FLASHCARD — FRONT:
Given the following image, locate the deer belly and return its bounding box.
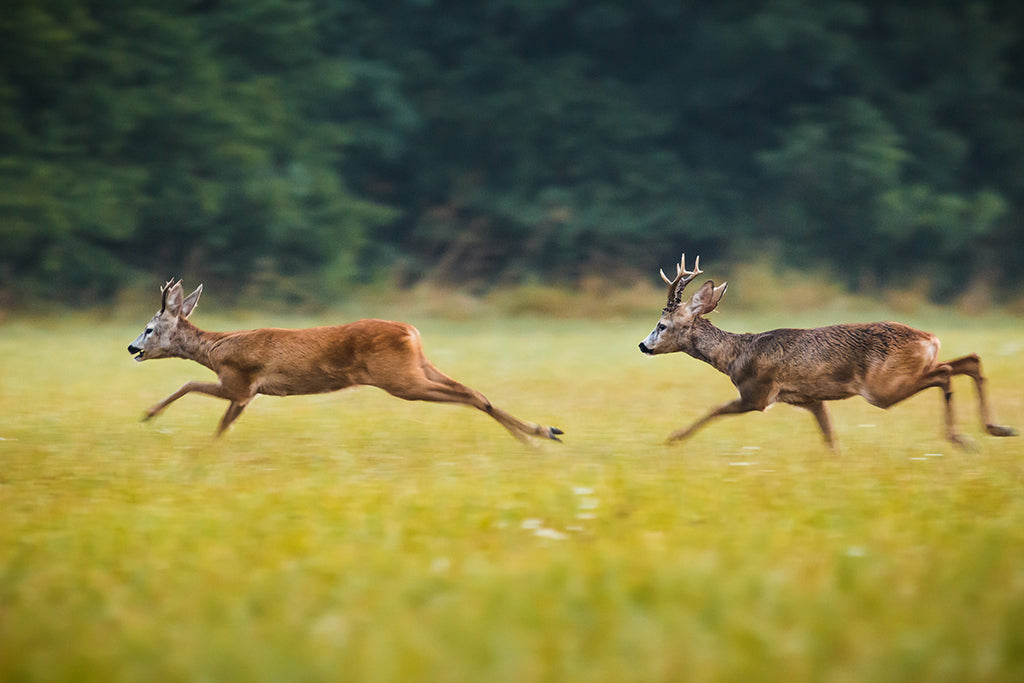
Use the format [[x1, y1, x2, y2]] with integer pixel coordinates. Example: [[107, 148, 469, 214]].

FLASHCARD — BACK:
[[777, 382, 858, 404], [256, 372, 354, 396]]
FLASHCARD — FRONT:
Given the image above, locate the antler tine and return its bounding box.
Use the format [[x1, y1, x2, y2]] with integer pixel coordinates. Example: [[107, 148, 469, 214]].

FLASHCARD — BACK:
[[661, 253, 682, 304], [661, 252, 705, 307], [658, 252, 683, 284], [684, 254, 702, 282]]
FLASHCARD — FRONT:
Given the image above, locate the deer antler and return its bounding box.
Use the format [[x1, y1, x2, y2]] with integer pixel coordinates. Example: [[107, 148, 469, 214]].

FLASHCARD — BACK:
[[660, 253, 703, 307]]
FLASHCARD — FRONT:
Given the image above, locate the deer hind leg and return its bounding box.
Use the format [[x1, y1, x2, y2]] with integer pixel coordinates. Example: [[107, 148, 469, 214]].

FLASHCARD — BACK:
[[379, 361, 562, 443], [896, 364, 973, 448], [861, 357, 973, 447], [943, 354, 1017, 437], [905, 365, 975, 448]]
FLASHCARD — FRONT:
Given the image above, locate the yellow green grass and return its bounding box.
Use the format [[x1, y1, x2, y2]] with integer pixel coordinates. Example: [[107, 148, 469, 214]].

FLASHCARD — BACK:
[[1, 309, 1023, 681]]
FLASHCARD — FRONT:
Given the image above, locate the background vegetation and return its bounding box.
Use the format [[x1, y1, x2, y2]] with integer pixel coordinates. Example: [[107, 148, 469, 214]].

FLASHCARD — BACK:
[[2, 0, 1024, 306], [2, 312, 1023, 681]]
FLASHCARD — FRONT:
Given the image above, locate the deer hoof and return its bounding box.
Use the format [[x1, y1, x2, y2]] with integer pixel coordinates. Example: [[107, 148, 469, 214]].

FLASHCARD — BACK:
[[949, 434, 977, 451], [548, 427, 564, 442], [986, 424, 1018, 437]]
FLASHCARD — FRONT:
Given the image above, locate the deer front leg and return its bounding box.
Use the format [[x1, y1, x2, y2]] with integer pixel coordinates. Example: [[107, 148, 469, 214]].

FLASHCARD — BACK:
[[143, 378, 252, 423], [143, 381, 235, 420], [216, 401, 248, 436], [798, 401, 838, 453], [666, 397, 760, 444]]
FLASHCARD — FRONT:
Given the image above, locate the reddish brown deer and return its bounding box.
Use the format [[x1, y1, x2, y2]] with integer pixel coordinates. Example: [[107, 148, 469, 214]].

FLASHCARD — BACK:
[[128, 280, 563, 442], [638, 253, 1016, 450]]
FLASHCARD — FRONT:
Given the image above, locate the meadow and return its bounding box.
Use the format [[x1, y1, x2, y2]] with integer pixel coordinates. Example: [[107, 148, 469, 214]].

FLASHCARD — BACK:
[[1, 303, 1023, 682]]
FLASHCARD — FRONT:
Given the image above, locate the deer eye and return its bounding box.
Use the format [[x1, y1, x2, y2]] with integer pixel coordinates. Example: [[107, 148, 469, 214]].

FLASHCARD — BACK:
[[145, 327, 154, 335], [657, 323, 667, 332]]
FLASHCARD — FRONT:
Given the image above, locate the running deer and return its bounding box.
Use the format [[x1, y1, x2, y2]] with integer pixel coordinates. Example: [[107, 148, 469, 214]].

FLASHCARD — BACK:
[[128, 280, 563, 442], [638, 253, 1016, 450]]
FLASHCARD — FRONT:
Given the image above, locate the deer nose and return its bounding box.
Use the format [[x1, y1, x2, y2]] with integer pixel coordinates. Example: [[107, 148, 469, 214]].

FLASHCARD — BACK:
[[639, 342, 651, 354], [128, 344, 140, 354]]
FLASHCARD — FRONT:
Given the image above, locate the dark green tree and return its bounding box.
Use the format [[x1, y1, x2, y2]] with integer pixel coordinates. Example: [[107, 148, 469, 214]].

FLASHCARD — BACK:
[[2, 0, 1023, 304]]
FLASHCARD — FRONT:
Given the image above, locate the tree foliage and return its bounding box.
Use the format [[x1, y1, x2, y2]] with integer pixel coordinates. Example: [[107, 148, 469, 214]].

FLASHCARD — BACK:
[[2, 0, 1023, 303]]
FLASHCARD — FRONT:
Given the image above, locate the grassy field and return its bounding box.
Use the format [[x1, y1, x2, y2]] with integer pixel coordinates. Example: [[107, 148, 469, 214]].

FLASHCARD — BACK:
[[1, 307, 1023, 681]]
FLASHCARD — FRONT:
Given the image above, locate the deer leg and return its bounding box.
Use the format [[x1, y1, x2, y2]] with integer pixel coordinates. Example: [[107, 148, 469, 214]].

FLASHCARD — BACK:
[[799, 401, 838, 452], [888, 365, 976, 449], [667, 398, 759, 444], [422, 363, 563, 442], [939, 381, 975, 450], [914, 364, 977, 449], [216, 401, 248, 436], [144, 381, 238, 420], [396, 380, 535, 443], [379, 363, 562, 443], [864, 362, 974, 448], [943, 354, 1017, 437]]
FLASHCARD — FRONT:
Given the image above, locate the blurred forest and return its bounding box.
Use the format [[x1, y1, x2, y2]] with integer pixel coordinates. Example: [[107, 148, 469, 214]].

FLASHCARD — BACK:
[[2, 0, 1023, 306]]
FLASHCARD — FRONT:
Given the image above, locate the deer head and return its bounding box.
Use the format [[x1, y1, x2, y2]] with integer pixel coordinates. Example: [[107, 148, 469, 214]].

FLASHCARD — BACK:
[[639, 253, 728, 355], [128, 279, 203, 361]]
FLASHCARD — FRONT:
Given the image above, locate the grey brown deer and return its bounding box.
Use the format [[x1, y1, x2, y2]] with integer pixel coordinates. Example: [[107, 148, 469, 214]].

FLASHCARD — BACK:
[[128, 279, 563, 442], [639, 253, 1016, 450]]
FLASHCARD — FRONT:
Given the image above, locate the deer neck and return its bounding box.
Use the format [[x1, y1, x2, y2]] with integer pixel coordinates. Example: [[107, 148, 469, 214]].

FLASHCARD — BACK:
[[169, 318, 223, 371], [684, 317, 745, 375]]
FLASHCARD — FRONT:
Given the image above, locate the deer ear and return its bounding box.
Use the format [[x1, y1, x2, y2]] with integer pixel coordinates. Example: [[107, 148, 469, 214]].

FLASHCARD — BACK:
[[159, 278, 175, 313], [180, 284, 202, 319], [163, 282, 185, 317], [687, 280, 727, 316], [708, 281, 728, 312]]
